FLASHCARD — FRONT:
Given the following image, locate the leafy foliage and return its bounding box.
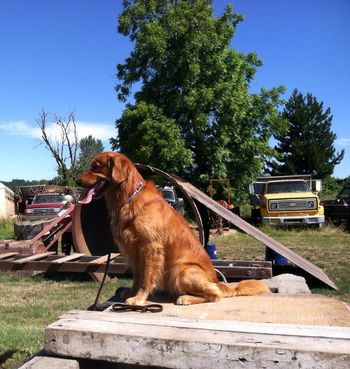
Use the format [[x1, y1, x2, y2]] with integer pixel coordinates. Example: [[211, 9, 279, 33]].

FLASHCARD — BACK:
[[114, 102, 192, 172], [320, 176, 344, 200], [112, 0, 287, 202], [0, 218, 15, 239], [77, 135, 104, 175], [268, 89, 344, 179], [0, 179, 49, 193]]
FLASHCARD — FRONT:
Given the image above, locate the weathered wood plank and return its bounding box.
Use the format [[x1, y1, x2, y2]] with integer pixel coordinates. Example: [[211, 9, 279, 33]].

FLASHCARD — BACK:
[[0, 259, 128, 274], [59, 310, 350, 340], [88, 253, 120, 264], [213, 260, 271, 267], [0, 254, 270, 279], [12, 252, 56, 264], [17, 355, 79, 369], [0, 252, 18, 259], [45, 310, 350, 369], [51, 253, 86, 263]]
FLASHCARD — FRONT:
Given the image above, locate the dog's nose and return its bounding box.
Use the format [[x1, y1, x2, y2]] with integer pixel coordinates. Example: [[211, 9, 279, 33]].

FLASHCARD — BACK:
[[75, 177, 82, 187]]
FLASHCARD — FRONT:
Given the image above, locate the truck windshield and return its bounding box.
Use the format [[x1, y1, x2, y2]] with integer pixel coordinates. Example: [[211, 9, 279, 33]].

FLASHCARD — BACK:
[[33, 194, 65, 204], [162, 190, 175, 201], [266, 181, 309, 194]]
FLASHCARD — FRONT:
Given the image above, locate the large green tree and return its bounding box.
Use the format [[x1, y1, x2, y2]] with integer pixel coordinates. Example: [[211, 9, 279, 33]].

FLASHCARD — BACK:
[[111, 0, 287, 201], [268, 89, 344, 178]]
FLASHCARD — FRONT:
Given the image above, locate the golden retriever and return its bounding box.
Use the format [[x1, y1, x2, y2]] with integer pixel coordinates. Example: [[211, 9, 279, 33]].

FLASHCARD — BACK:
[[79, 152, 269, 305]]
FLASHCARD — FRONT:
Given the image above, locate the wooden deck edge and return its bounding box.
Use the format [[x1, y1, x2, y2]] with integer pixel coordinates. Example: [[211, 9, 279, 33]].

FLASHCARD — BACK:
[[17, 355, 79, 369], [44, 310, 350, 369]]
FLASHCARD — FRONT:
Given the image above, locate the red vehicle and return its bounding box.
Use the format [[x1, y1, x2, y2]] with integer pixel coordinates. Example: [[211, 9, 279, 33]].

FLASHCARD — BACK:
[[24, 192, 74, 220]]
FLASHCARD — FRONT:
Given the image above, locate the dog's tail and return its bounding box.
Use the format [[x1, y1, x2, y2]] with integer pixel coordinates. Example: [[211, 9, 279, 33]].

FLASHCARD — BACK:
[[218, 279, 270, 297]]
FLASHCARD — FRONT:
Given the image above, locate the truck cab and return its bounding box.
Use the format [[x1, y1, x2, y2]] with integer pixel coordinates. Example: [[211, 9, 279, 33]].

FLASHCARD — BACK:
[[162, 186, 184, 213], [249, 175, 324, 227], [323, 185, 350, 222], [24, 192, 74, 220]]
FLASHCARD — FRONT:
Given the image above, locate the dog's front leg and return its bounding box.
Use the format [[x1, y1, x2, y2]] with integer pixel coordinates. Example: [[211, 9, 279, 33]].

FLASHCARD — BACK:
[[125, 243, 162, 306]]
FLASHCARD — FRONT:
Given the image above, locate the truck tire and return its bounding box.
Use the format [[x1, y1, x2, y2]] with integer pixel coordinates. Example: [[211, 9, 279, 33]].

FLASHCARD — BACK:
[[251, 209, 261, 225]]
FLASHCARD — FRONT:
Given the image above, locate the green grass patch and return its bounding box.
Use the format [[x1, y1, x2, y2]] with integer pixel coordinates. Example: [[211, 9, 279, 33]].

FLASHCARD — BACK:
[[0, 218, 14, 239], [0, 273, 132, 369]]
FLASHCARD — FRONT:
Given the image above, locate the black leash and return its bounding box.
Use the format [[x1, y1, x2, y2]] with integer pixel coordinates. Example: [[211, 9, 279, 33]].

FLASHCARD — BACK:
[[88, 253, 163, 313], [88, 252, 112, 311], [111, 302, 163, 313]]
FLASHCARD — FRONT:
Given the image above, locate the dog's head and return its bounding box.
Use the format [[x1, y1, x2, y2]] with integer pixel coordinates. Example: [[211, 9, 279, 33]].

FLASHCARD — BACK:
[[78, 152, 137, 204]]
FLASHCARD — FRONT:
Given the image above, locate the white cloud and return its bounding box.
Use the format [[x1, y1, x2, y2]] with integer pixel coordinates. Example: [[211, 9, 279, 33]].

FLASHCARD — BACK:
[[76, 121, 114, 141], [0, 120, 35, 136], [336, 138, 350, 147], [0, 120, 114, 142]]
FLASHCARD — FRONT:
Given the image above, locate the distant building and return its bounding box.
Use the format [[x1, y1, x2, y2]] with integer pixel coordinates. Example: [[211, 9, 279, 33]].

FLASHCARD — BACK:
[[0, 183, 15, 218]]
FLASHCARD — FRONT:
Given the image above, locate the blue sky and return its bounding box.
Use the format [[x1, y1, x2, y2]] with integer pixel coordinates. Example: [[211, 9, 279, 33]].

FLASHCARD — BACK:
[[0, 0, 349, 181]]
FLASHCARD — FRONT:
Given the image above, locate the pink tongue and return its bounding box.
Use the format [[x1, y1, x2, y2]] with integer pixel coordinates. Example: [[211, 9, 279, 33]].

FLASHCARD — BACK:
[[78, 186, 96, 205]]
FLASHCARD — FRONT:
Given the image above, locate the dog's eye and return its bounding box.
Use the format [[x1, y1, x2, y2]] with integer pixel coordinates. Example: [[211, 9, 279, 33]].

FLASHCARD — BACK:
[[90, 162, 100, 171]]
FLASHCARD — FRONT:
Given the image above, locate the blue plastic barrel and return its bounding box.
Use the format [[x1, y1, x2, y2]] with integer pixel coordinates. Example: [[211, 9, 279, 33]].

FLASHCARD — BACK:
[[205, 242, 218, 260], [265, 248, 288, 266]]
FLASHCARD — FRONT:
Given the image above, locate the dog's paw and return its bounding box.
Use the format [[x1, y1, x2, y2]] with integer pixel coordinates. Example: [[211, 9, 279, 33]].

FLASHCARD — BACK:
[[175, 295, 192, 305], [126, 296, 146, 306]]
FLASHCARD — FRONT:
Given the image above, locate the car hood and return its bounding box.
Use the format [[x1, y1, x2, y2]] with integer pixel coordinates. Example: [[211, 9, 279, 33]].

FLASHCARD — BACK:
[[264, 192, 316, 200], [26, 202, 66, 209]]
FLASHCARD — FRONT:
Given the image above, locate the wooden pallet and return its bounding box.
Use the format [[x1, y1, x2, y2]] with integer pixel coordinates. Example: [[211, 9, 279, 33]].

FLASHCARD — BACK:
[[18, 295, 350, 369], [0, 252, 272, 280], [42, 306, 350, 369]]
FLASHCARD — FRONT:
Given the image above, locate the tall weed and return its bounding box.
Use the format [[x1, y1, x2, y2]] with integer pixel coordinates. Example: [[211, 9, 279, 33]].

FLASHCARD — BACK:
[[0, 218, 14, 239]]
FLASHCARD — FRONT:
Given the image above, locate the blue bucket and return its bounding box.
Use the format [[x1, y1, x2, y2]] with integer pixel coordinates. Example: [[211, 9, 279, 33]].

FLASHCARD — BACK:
[[205, 242, 218, 260], [265, 248, 288, 266]]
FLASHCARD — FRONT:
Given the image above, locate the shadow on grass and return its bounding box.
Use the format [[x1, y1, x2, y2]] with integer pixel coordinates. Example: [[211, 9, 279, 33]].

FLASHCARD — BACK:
[[32, 271, 94, 283], [0, 350, 17, 366]]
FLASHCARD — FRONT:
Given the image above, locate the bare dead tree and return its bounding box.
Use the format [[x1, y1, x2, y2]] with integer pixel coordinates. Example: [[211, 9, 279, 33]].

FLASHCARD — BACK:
[[37, 109, 79, 185]]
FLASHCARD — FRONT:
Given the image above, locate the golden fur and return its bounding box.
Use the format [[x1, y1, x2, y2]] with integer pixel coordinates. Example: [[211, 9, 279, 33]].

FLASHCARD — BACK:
[[79, 152, 269, 305]]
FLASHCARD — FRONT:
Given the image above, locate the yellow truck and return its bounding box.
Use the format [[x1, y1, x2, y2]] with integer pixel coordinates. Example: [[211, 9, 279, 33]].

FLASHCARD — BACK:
[[249, 175, 324, 227]]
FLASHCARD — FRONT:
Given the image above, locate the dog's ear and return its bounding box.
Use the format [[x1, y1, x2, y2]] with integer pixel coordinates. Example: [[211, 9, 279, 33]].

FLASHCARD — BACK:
[[108, 155, 130, 184]]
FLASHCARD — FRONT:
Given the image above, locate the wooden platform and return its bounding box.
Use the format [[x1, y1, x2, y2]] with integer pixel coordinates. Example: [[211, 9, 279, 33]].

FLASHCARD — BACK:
[[126, 294, 350, 326], [42, 295, 350, 369], [0, 252, 272, 281]]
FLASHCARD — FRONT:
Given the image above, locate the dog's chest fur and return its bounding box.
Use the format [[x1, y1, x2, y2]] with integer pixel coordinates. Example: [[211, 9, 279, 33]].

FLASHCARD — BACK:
[[106, 194, 167, 281]]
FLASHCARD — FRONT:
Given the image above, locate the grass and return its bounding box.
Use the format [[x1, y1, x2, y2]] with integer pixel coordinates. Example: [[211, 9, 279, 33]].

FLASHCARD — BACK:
[[0, 218, 349, 368], [0, 218, 15, 240], [0, 272, 132, 369]]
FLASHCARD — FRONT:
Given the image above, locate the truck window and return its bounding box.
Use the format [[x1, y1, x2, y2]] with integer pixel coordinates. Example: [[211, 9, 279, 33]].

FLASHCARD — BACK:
[[266, 181, 309, 194], [162, 189, 176, 202], [32, 194, 66, 204]]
